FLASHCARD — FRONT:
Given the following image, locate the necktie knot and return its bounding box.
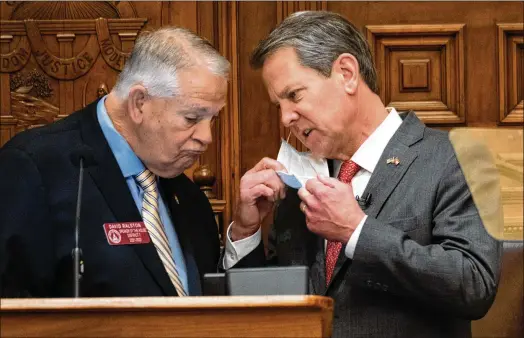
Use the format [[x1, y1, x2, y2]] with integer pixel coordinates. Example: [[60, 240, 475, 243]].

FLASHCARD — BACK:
[[135, 169, 157, 194], [337, 160, 360, 184]]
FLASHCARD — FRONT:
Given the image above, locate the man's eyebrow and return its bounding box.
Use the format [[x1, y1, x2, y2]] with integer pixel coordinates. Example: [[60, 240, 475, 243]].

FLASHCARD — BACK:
[[269, 85, 305, 105], [269, 85, 292, 106], [178, 107, 212, 115], [276, 85, 305, 100], [276, 85, 293, 100]]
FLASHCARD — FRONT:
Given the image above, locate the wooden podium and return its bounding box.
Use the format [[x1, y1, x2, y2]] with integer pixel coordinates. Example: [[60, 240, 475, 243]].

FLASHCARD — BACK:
[[0, 295, 333, 337]]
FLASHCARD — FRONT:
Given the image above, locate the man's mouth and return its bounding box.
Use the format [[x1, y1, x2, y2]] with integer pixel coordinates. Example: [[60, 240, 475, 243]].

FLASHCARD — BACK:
[[184, 150, 205, 156], [303, 128, 313, 138]]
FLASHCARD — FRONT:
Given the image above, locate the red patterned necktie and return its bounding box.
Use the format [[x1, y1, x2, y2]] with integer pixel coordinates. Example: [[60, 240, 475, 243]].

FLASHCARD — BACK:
[[325, 160, 361, 286]]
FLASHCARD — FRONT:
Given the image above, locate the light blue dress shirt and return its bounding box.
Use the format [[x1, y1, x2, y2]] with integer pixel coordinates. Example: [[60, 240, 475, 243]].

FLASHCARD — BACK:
[[96, 97, 188, 293]]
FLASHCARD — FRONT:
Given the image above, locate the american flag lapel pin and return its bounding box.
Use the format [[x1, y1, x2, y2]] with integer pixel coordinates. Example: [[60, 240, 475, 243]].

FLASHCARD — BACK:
[[386, 157, 400, 166]]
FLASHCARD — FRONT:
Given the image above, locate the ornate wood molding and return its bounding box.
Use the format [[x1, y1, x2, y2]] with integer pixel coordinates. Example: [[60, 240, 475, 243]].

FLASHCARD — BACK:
[[366, 24, 466, 125], [0, 12, 147, 126], [0, 34, 29, 72], [0, 19, 147, 35], [9, 2, 121, 20], [193, 164, 227, 244], [0, 116, 16, 146], [210, 199, 227, 245], [25, 20, 99, 80], [95, 18, 132, 71], [497, 23, 523, 125]]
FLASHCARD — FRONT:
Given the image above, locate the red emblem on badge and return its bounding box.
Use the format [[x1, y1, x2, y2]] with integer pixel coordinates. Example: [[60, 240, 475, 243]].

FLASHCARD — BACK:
[[107, 229, 122, 244], [103, 222, 151, 245]]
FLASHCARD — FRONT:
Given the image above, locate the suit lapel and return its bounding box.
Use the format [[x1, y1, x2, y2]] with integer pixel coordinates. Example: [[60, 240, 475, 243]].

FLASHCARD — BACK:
[[80, 101, 177, 296], [361, 144, 418, 219], [361, 112, 423, 219], [325, 112, 424, 293], [160, 177, 202, 296]]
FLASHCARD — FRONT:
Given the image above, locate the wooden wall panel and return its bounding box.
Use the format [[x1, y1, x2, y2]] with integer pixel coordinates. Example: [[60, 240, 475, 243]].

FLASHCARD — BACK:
[[132, 1, 163, 29], [237, 1, 281, 175], [366, 24, 466, 124], [209, 1, 241, 237], [197, 2, 222, 203], [160, 1, 197, 31], [498, 23, 524, 124], [327, 1, 523, 127]]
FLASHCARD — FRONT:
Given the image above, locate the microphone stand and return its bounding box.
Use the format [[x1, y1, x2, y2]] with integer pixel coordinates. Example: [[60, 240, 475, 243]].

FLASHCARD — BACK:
[[72, 157, 85, 298]]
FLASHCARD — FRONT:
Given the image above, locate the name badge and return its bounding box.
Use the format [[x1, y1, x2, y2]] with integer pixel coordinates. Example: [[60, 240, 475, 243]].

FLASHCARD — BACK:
[[103, 222, 151, 246]]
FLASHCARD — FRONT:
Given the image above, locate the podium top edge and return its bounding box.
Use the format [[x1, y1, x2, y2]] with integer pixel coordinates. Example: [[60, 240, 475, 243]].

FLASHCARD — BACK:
[[0, 295, 333, 312]]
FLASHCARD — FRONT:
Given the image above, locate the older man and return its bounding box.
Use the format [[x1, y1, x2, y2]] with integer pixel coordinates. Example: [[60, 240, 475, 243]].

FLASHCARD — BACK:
[[226, 11, 501, 338], [0, 27, 229, 297]]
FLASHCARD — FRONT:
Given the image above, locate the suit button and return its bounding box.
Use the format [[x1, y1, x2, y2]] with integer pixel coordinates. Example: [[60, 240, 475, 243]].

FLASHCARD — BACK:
[[375, 282, 381, 290], [366, 280, 373, 288], [383, 285, 388, 292]]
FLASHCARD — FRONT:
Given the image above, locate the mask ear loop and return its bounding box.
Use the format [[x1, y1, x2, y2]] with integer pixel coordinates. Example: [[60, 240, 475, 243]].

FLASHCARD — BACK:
[[286, 131, 292, 144]]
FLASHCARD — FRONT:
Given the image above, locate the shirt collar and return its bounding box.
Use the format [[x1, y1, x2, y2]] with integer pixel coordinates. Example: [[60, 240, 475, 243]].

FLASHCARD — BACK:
[[334, 107, 403, 176], [96, 96, 145, 178]]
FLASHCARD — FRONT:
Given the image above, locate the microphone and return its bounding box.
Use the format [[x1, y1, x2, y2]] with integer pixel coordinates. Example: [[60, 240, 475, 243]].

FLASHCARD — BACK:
[[70, 146, 96, 168], [356, 193, 372, 209], [70, 146, 96, 298]]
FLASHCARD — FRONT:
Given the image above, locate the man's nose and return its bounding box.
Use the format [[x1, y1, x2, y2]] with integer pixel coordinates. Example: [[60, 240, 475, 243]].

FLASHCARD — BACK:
[[280, 104, 299, 127], [193, 120, 213, 146]]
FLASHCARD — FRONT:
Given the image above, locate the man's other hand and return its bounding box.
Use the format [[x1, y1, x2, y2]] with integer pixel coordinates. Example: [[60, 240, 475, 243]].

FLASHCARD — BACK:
[[231, 157, 287, 241], [298, 175, 365, 243]]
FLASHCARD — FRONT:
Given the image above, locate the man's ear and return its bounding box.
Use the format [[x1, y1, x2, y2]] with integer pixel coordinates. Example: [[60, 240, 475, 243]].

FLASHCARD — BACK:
[[332, 53, 359, 95], [127, 85, 148, 124]]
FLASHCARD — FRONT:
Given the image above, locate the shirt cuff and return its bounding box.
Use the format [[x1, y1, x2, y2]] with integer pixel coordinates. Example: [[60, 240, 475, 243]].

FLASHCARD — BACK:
[[344, 215, 368, 259], [223, 222, 261, 269]]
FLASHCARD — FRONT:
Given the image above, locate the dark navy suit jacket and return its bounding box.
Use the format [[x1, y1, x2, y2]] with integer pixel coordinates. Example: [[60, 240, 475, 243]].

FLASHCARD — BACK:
[[0, 100, 220, 297]]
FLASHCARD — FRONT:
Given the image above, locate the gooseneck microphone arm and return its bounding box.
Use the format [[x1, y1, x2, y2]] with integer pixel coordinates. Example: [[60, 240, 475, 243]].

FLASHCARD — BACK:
[[70, 146, 96, 298], [72, 157, 85, 298]]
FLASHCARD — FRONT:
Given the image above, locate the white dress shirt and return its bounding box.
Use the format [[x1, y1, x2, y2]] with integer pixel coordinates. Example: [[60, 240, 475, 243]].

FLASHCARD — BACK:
[[224, 108, 403, 269]]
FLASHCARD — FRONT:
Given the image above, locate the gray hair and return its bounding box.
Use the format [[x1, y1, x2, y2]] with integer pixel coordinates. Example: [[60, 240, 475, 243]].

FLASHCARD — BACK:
[[250, 11, 378, 94], [114, 27, 230, 99]]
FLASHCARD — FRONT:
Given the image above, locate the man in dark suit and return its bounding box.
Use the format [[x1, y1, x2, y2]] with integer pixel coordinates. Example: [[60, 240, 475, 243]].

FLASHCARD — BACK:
[[0, 27, 229, 297], [224, 11, 502, 338]]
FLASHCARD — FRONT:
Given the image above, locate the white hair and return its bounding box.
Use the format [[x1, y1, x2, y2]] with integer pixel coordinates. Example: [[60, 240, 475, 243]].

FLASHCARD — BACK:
[[113, 27, 230, 99]]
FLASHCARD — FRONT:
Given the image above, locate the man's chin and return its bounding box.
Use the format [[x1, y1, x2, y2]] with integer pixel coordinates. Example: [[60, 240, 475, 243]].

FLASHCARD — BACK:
[[152, 168, 182, 179], [308, 146, 329, 159], [151, 163, 192, 179], [169, 157, 200, 177], [308, 140, 338, 160]]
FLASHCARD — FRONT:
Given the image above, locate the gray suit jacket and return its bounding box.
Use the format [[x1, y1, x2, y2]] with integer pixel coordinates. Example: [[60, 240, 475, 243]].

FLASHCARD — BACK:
[[235, 112, 502, 338]]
